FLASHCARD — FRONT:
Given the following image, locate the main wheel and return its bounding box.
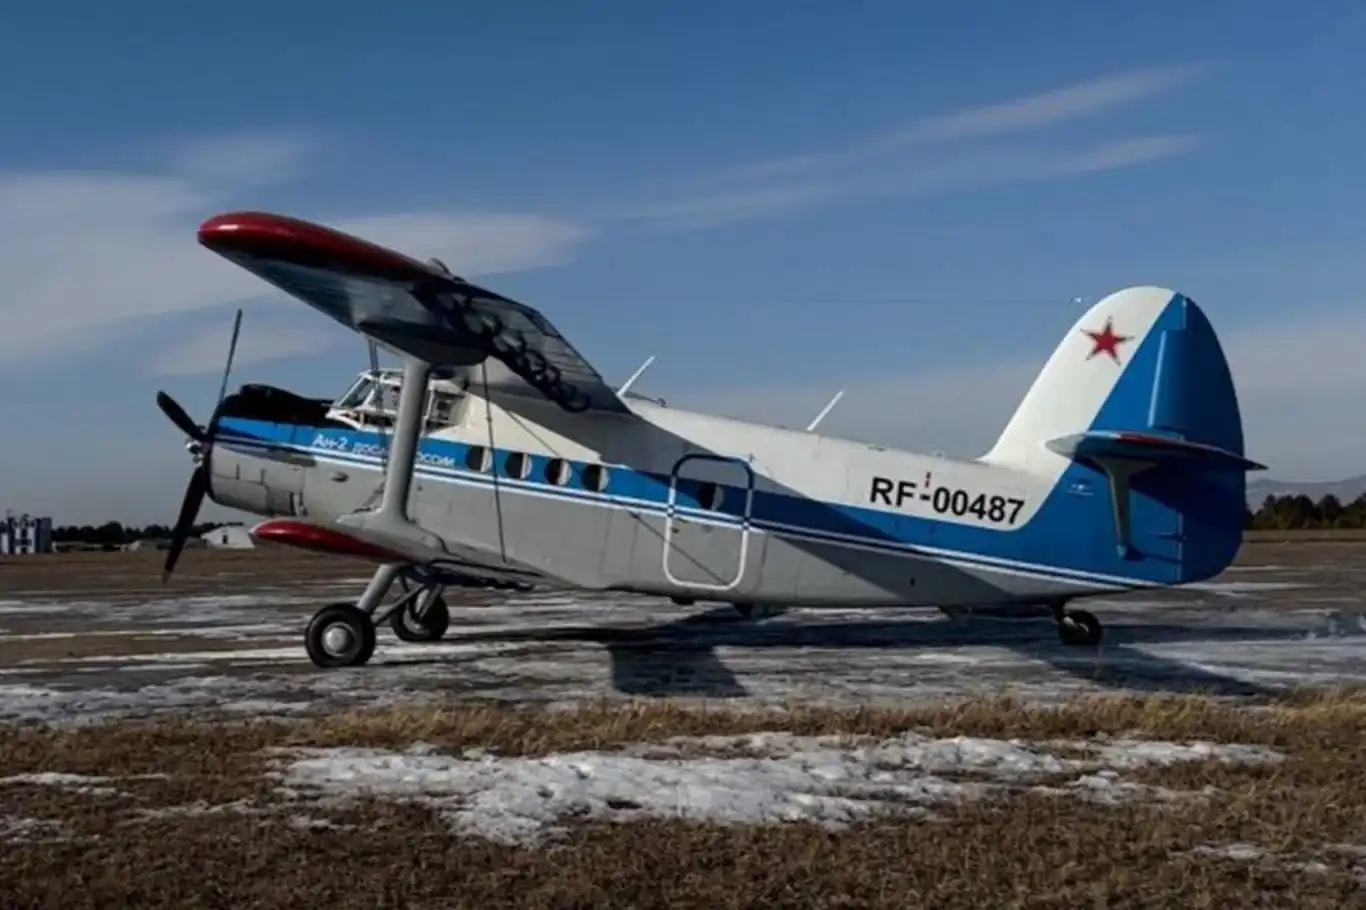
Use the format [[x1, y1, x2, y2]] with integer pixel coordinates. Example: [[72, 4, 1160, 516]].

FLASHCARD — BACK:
[[305, 603, 377, 668], [1057, 608, 1103, 647], [391, 595, 450, 642]]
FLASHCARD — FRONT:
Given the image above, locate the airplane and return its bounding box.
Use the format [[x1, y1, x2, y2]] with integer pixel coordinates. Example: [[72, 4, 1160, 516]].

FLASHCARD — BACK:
[[153, 211, 1266, 669]]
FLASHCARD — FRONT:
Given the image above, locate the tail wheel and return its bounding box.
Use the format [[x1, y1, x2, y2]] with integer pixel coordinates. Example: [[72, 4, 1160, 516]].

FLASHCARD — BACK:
[[1058, 608, 1103, 647], [391, 595, 450, 642]]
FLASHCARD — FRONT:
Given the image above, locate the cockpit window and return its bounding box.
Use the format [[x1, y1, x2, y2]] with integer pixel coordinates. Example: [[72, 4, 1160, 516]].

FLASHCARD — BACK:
[[330, 370, 466, 432], [336, 376, 373, 410]]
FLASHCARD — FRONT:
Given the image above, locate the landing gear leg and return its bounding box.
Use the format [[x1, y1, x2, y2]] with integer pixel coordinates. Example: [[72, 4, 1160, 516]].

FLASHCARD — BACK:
[[303, 563, 402, 668], [1050, 601, 1103, 647], [389, 576, 450, 643], [304, 355, 447, 670]]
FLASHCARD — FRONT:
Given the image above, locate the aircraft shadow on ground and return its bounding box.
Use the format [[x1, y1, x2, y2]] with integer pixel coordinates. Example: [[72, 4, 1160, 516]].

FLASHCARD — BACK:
[[389, 602, 1366, 700]]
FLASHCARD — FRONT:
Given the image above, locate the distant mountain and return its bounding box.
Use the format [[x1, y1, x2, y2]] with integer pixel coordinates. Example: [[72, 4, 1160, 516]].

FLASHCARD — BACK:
[[1245, 474, 1366, 506]]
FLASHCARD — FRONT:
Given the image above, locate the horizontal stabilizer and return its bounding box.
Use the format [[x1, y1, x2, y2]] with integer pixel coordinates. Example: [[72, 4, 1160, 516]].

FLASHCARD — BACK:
[[1046, 431, 1266, 472]]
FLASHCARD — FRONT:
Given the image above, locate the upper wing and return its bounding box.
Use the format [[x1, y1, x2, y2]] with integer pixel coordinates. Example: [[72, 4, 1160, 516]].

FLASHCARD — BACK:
[[198, 211, 632, 415]]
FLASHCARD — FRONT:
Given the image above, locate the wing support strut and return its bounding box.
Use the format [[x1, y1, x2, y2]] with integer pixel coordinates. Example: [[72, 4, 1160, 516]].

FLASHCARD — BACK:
[[805, 390, 845, 432], [336, 355, 448, 611]]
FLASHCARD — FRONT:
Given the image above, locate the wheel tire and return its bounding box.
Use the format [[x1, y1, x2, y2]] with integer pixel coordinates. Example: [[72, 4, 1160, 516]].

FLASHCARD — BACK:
[[1058, 608, 1103, 647], [391, 595, 450, 643], [305, 603, 377, 668]]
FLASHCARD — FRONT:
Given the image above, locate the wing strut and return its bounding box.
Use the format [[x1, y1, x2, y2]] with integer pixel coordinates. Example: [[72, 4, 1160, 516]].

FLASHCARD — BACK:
[[806, 390, 845, 432], [479, 360, 510, 564], [617, 355, 656, 396]]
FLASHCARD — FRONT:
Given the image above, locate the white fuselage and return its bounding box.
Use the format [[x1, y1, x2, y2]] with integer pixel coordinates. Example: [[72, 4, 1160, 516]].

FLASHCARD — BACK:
[[215, 389, 1131, 611]]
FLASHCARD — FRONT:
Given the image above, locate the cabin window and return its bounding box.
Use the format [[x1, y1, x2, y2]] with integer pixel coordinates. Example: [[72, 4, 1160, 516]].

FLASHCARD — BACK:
[[465, 446, 491, 473], [544, 458, 571, 486], [697, 481, 724, 511], [426, 390, 458, 426], [504, 452, 531, 480], [581, 464, 609, 493]]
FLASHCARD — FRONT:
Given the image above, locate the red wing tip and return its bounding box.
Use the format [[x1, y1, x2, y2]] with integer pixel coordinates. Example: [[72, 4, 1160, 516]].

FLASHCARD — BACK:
[[199, 210, 310, 242], [250, 519, 409, 563], [197, 210, 433, 276]]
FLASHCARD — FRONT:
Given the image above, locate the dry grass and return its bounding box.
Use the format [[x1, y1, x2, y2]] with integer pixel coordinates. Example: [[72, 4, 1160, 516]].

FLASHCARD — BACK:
[[4, 692, 1366, 909]]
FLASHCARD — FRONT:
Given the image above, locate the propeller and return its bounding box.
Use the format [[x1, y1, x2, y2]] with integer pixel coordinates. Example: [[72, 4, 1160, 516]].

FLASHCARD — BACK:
[[156, 308, 243, 583]]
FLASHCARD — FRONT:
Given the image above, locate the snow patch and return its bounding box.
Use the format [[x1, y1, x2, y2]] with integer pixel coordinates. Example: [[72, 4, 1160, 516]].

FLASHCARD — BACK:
[[0, 771, 121, 796], [271, 732, 1283, 846], [0, 815, 65, 843], [0, 601, 72, 616], [1188, 841, 1366, 881], [1186, 581, 1309, 596]]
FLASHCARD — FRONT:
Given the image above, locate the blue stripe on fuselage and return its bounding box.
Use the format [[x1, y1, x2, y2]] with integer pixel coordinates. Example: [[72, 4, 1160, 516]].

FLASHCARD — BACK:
[[216, 292, 1230, 589], [217, 422, 1139, 587]]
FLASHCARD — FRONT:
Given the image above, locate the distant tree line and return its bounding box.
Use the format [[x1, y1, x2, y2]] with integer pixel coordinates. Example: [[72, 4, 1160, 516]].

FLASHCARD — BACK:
[[50, 521, 241, 546], [1246, 493, 1366, 530]]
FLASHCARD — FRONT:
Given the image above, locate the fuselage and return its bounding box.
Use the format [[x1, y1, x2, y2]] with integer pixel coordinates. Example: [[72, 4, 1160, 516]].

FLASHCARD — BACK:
[[211, 388, 1157, 610]]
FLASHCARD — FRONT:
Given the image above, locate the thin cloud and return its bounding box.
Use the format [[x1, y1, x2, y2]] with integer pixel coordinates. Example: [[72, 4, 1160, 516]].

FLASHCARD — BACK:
[[705, 63, 1206, 184], [148, 320, 350, 377], [882, 64, 1205, 147], [611, 64, 1208, 230], [0, 134, 593, 365], [163, 131, 316, 188], [621, 135, 1201, 230]]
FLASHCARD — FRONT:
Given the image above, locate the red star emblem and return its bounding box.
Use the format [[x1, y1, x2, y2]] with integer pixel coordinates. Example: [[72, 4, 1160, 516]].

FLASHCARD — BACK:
[[1082, 317, 1131, 363]]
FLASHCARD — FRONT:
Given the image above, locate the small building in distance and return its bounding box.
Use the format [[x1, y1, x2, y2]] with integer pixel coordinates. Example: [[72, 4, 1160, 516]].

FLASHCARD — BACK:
[[201, 525, 255, 549], [0, 513, 54, 555]]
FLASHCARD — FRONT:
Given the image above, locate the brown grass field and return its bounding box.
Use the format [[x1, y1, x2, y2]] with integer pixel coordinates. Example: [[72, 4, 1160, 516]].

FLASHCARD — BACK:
[[2, 535, 1365, 908]]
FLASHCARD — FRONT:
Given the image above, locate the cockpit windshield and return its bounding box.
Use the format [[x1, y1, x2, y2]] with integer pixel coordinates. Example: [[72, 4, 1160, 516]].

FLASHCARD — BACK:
[[329, 370, 466, 432], [335, 376, 373, 410]]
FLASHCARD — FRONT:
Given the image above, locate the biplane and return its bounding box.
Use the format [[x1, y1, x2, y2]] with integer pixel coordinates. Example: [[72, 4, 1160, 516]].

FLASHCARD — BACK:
[[154, 211, 1265, 668]]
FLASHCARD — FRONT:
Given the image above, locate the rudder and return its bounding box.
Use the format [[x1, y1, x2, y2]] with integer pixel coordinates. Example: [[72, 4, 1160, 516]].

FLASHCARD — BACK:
[[984, 287, 1262, 584]]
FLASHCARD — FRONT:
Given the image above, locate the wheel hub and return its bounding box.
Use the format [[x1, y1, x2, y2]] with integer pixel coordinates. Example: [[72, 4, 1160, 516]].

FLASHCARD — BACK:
[[321, 623, 354, 655]]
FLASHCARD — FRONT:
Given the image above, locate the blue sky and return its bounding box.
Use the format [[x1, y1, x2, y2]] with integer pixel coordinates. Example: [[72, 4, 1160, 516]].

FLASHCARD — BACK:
[[1, 0, 1364, 524]]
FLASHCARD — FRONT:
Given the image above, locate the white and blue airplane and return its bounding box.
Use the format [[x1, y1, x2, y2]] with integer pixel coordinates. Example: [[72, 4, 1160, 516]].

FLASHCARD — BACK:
[[154, 211, 1266, 669]]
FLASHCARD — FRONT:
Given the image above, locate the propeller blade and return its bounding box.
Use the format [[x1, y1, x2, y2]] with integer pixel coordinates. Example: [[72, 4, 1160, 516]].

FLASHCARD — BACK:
[[162, 465, 209, 583], [204, 308, 244, 447], [156, 391, 206, 443], [215, 308, 243, 411]]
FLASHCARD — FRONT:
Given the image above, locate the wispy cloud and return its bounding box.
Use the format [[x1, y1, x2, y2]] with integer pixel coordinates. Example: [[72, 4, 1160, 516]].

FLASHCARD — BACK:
[[0, 132, 593, 364], [620, 135, 1201, 230], [148, 319, 351, 377], [613, 64, 1207, 230], [164, 131, 316, 187], [878, 64, 1205, 147]]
